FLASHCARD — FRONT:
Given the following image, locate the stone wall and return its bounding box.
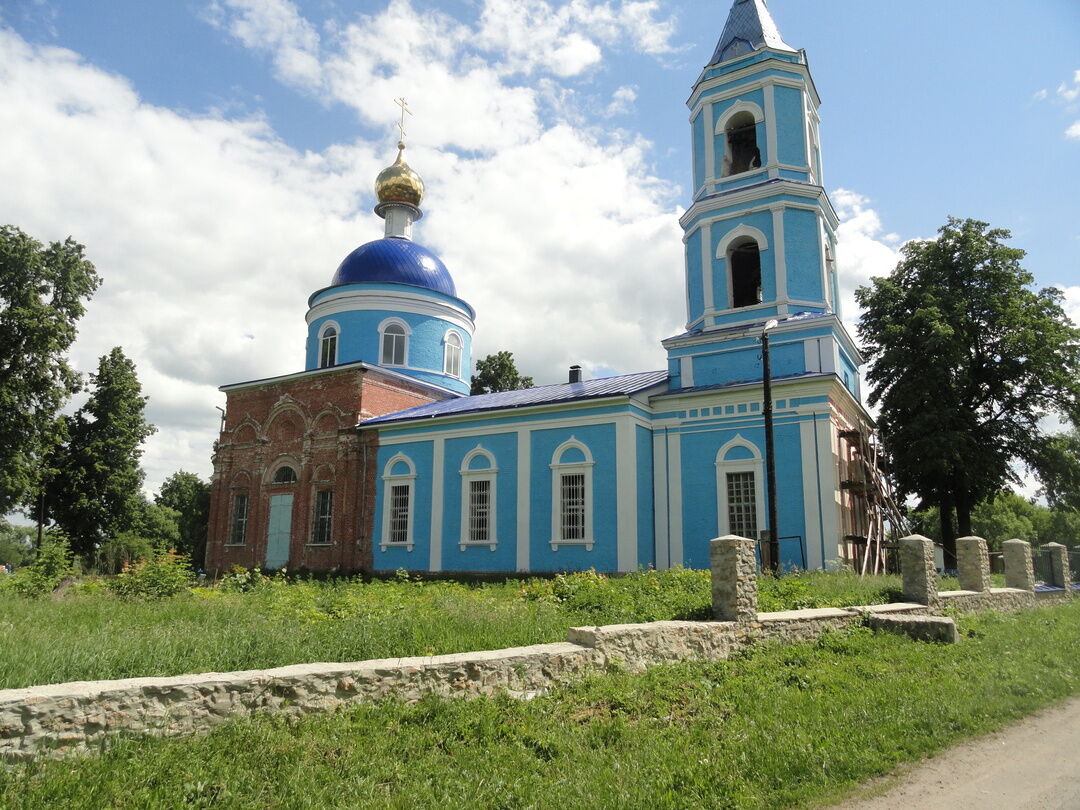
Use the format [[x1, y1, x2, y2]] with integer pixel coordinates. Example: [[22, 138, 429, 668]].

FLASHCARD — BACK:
[[3, 533, 1073, 763]]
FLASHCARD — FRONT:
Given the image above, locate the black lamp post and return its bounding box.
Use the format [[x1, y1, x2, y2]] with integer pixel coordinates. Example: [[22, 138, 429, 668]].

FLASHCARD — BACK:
[[761, 319, 779, 571]]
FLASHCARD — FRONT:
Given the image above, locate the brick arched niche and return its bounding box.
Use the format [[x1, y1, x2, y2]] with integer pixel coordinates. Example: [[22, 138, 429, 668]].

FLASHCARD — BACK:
[[314, 411, 342, 435]]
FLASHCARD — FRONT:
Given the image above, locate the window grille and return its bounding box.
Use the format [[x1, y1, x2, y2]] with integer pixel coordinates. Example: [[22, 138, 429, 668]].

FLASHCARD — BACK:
[[560, 473, 587, 541], [312, 490, 333, 544], [468, 479, 490, 543], [726, 471, 758, 538], [389, 484, 410, 544], [229, 493, 249, 545], [273, 466, 297, 484]]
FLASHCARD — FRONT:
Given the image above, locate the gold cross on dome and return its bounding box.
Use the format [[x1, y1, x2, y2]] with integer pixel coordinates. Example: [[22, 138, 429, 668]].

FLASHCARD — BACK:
[[394, 97, 413, 142]]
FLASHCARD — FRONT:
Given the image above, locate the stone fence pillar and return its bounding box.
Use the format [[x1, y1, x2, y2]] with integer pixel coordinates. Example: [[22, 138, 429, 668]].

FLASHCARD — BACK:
[[710, 535, 758, 622], [956, 535, 991, 592], [1002, 539, 1035, 591], [1045, 543, 1072, 590], [899, 534, 939, 607]]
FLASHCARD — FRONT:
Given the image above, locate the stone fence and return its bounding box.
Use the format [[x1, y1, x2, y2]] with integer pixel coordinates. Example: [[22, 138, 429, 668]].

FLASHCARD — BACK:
[[0, 534, 1070, 763]]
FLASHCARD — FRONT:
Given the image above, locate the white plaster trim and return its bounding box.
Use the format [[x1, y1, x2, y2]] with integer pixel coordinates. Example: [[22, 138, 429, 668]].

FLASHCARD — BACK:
[[516, 429, 531, 572], [443, 329, 464, 378], [317, 320, 340, 368], [307, 289, 475, 335], [681, 181, 839, 230], [771, 207, 787, 302], [679, 356, 695, 389], [716, 224, 769, 257], [703, 103, 715, 183], [667, 431, 683, 567], [652, 431, 670, 570], [700, 221, 713, 315], [380, 453, 416, 553], [459, 445, 497, 551], [616, 418, 637, 572], [815, 417, 841, 565], [549, 438, 595, 552], [715, 434, 765, 541], [378, 317, 411, 369], [429, 438, 444, 572], [764, 83, 778, 169], [688, 63, 820, 113], [800, 420, 824, 571]]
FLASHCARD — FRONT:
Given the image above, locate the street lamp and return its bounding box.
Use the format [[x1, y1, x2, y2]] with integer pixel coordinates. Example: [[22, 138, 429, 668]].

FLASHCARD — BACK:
[[761, 319, 779, 571]]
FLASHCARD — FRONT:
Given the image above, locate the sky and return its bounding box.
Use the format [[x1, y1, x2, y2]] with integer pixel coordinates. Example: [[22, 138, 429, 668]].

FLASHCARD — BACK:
[[1, 0, 1078, 499]]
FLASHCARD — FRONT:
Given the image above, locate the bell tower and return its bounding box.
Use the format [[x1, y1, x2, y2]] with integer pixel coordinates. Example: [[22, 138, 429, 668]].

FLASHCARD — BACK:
[[665, 0, 859, 397]]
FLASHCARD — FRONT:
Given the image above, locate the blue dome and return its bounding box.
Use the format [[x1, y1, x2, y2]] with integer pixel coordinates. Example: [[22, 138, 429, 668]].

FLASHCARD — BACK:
[[331, 238, 456, 297]]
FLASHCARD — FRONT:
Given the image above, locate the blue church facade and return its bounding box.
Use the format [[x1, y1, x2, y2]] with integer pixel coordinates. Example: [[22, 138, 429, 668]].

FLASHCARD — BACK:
[[360, 0, 872, 574], [206, 0, 874, 576]]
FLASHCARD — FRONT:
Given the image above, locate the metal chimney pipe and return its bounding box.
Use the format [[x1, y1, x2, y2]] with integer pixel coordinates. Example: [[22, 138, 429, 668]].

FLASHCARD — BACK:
[[569, 365, 582, 383]]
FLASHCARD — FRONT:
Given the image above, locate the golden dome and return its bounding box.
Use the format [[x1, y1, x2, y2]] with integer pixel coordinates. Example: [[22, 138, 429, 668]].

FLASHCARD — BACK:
[[375, 142, 424, 207]]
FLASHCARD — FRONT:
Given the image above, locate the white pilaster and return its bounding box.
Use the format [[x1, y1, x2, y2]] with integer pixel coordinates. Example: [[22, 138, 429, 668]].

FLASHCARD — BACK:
[[764, 83, 778, 169], [703, 103, 715, 185], [771, 205, 787, 305], [652, 431, 670, 570], [701, 221, 714, 313], [667, 429, 684, 567], [516, 429, 531, 572], [815, 416, 841, 566], [428, 438, 444, 572], [616, 418, 638, 572], [800, 420, 824, 570]]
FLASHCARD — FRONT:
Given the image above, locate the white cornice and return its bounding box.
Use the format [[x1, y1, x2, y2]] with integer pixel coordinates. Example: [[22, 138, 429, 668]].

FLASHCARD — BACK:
[[687, 57, 820, 113], [681, 181, 839, 232], [307, 288, 476, 334]]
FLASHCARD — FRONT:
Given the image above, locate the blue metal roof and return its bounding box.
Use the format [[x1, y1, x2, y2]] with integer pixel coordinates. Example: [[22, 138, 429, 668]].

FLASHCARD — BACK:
[[331, 237, 456, 297], [710, 0, 794, 65], [361, 369, 669, 426]]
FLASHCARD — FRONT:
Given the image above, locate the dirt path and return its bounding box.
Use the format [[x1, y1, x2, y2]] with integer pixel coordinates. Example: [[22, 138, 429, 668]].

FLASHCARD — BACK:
[[832, 695, 1080, 809]]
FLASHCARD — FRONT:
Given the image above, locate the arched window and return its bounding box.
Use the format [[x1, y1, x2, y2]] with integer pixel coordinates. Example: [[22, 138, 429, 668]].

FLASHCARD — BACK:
[[549, 438, 595, 551], [318, 324, 338, 368], [380, 321, 408, 366], [272, 465, 298, 484], [380, 454, 416, 551], [459, 447, 497, 551], [723, 110, 760, 177], [715, 435, 765, 541], [444, 331, 463, 378], [729, 238, 762, 309]]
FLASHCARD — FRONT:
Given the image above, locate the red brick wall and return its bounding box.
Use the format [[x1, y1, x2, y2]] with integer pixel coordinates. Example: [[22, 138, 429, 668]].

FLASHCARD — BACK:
[[204, 367, 449, 576]]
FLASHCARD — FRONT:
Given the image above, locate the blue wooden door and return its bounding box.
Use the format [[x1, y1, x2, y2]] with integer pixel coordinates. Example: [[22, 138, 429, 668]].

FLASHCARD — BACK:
[[265, 494, 293, 570]]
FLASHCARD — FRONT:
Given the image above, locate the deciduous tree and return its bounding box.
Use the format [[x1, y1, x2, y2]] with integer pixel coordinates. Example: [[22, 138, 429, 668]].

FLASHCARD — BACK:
[[0, 226, 99, 514], [46, 347, 156, 557], [470, 351, 534, 395], [155, 470, 210, 565], [856, 218, 1080, 565]]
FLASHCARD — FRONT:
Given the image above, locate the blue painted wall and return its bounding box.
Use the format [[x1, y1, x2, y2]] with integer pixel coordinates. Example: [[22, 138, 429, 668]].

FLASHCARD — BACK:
[[372, 440, 434, 570], [775, 84, 807, 167], [784, 208, 824, 303]]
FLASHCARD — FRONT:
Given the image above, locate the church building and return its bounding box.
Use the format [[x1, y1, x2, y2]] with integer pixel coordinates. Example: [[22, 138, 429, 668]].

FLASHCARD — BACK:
[[205, 0, 872, 576]]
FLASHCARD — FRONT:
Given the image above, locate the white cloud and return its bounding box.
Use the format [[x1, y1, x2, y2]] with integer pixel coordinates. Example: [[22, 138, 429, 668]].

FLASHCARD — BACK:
[[604, 84, 637, 116], [1034, 88, 1048, 101], [831, 189, 903, 342], [0, 12, 683, 494], [1067, 121, 1080, 140], [1057, 69, 1080, 102], [1059, 285, 1080, 328]]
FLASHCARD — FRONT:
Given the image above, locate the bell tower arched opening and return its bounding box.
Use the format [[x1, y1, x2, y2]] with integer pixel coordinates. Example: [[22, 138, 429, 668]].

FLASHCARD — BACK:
[[729, 238, 762, 309], [723, 111, 760, 177]]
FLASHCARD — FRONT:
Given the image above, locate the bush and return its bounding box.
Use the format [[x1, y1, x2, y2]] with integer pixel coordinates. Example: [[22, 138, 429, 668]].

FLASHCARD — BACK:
[[106, 550, 194, 599], [96, 531, 157, 575], [217, 565, 271, 593], [0, 535, 74, 597]]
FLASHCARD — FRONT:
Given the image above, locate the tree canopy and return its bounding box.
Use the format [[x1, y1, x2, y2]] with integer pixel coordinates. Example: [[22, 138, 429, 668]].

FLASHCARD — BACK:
[[0, 226, 99, 514], [155, 470, 211, 565], [856, 217, 1080, 564], [470, 351, 534, 395], [46, 347, 156, 557]]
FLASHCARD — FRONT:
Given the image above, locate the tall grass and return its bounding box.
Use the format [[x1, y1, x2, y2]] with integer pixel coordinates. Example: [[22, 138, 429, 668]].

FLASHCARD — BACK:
[[4, 602, 1080, 808], [0, 569, 908, 690]]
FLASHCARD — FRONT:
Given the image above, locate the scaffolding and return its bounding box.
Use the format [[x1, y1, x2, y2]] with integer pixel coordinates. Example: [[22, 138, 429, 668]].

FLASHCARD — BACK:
[[838, 423, 908, 575]]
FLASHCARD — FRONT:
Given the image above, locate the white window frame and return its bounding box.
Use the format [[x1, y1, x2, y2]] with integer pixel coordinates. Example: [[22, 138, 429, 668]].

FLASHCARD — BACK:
[[318, 321, 339, 369], [715, 434, 765, 540], [459, 447, 498, 551], [715, 101, 765, 179], [443, 330, 464, 378], [378, 318, 411, 367], [549, 437, 595, 551], [380, 453, 416, 551]]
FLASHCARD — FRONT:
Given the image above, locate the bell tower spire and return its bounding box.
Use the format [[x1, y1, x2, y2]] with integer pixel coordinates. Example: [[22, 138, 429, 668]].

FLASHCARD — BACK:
[[710, 0, 794, 65]]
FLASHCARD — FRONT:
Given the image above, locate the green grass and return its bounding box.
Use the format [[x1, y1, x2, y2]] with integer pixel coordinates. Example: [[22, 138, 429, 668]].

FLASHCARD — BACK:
[[4, 601, 1080, 808], [0, 569, 903, 690]]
